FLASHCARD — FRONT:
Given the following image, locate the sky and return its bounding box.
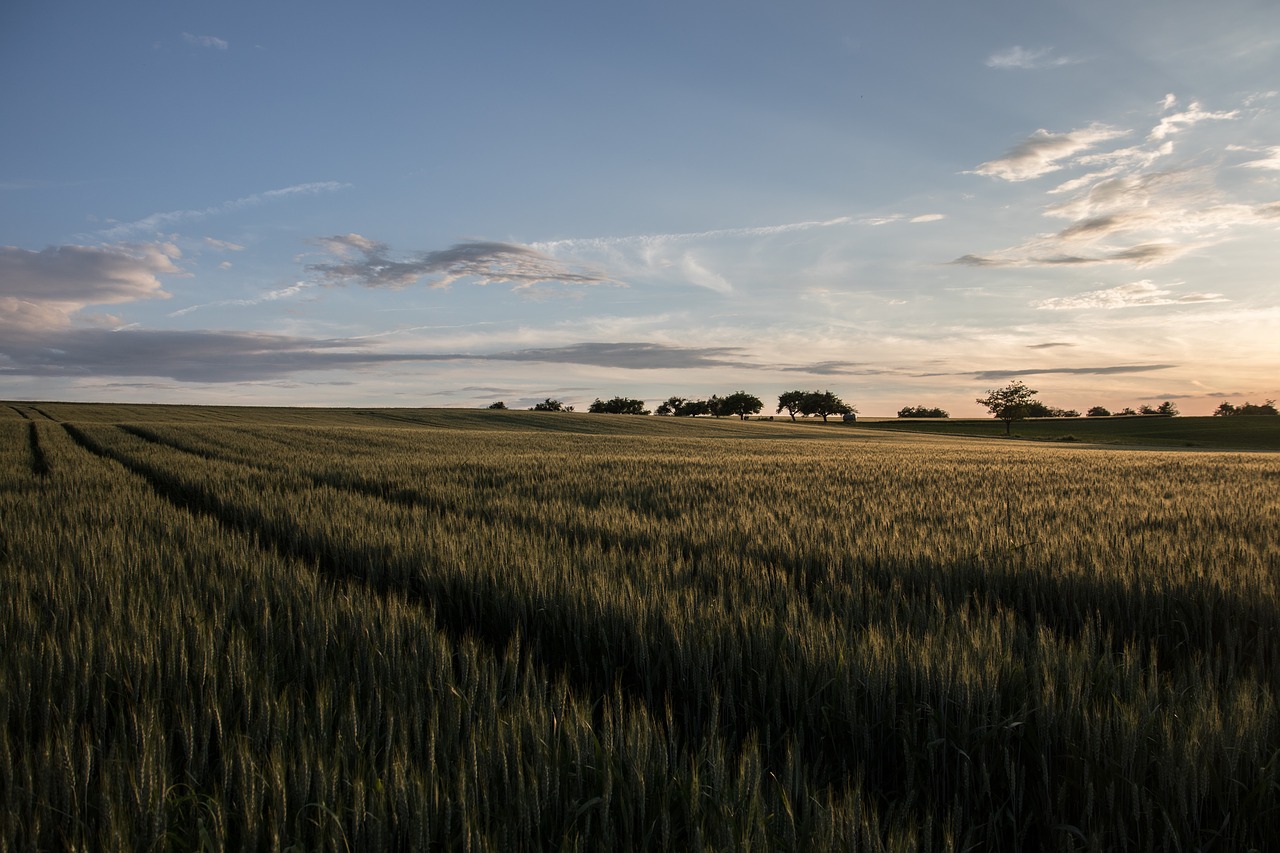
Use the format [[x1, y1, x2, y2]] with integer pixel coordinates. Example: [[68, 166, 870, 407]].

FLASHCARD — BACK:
[[3, 0, 1278, 416]]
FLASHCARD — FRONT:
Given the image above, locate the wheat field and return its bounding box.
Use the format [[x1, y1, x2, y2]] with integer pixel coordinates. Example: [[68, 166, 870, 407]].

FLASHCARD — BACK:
[[3, 402, 1277, 850]]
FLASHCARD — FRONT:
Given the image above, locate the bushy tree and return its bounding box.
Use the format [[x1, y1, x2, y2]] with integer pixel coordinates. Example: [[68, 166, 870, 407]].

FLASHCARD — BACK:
[[487, 401, 507, 410], [1138, 402, 1179, 416], [721, 391, 764, 420], [530, 398, 565, 411], [976, 380, 1038, 435], [588, 397, 649, 415], [897, 405, 949, 418], [777, 390, 806, 421], [655, 396, 685, 416], [1086, 406, 1111, 417], [800, 390, 854, 423]]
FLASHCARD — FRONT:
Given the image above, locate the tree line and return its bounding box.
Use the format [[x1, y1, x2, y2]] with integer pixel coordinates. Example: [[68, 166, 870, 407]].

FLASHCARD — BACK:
[[487, 383, 1277, 424], [487, 390, 858, 421]]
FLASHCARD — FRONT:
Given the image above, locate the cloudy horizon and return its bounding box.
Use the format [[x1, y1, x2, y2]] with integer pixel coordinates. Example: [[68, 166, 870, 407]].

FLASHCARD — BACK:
[[3, 1, 1278, 415]]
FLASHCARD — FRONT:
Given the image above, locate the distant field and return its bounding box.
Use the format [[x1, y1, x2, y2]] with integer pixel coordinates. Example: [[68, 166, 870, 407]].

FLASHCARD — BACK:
[[4, 401, 1278, 850], [853, 413, 1280, 450]]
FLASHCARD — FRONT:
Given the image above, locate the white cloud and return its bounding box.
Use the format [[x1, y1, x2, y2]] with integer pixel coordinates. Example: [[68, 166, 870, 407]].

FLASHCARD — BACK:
[[183, 33, 228, 50], [1032, 280, 1228, 310], [985, 46, 1080, 70], [958, 95, 1280, 270], [204, 237, 244, 251], [678, 252, 733, 293], [1237, 145, 1280, 171], [971, 124, 1129, 182], [910, 213, 946, 223], [169, 281, 315, 317], [1149, 101, 1238, 141]]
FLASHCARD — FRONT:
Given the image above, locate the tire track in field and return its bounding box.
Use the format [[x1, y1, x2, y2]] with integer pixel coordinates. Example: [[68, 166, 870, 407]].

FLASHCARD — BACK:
[[27, 422, 50, 477], [8, 405, 31, 420]]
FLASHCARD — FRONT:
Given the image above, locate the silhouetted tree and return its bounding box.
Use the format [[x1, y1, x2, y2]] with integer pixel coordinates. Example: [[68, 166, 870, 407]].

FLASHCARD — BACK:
[[800, 390, 854, 423], [722, 391, 764, 420], [487, 401, 507, 410], [1086, 406, 1111, 417], [530, 398, 565, 411], [777, 390, 806, 421], [976, 380, 1038, 435]]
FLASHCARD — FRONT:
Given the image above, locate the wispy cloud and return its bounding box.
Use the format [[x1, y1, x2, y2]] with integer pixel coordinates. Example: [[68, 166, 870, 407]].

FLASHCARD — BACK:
[[985, 46, 1080, 70], [1149, 101, 1238, 141], [307, 235, 617, 292], [969, 364, 1176, 380], [955, 95, 1280, 270], [1235, 145, 1280, 171], [1032, 280, 1228, 310], [970, 124, 1128, 182], [525, 212, 944, 295], [94, 182, 348, 240], [183, 33, 228, 50], [168, 282, 316, 317]]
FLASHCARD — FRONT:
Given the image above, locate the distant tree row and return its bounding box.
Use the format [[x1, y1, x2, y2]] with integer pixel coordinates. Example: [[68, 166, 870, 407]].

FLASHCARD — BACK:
[[1213, 400, 1278, 416], [775, 390, 856, 422], [655, 391, 764, 420], [897, 405, 949, 418], [978, 382, 1190, 433], [488, 398, 577, 412], [589, 397, 650, 415]]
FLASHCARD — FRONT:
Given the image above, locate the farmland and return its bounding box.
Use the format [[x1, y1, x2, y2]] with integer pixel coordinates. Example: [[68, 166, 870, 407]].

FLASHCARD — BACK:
[[3, 402, 1279, 850]]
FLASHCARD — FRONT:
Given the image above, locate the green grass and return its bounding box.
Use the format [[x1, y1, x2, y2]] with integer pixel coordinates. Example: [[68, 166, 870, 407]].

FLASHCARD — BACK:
[[853, 414, 1280, 450], [4, 401, 1279, 850]]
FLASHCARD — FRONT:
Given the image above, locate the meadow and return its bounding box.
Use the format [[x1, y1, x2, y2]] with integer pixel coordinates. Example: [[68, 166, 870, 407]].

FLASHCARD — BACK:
[[3, 402, 1278, 850]]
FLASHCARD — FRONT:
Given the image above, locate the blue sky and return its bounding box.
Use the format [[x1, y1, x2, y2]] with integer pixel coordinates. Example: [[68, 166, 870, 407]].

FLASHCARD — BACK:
[[3, 0, 1278, 415]]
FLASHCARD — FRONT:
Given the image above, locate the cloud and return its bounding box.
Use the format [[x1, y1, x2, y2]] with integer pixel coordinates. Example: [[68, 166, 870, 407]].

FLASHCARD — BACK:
[[971, 124, 1129, 182], [1031, 280, 1228, 310], [957, 96, 1280, 269], [486, 342, 753, 370], [0, 327, 756, 382], [778, 361, 907, 376], [1149, 101, 1238, 141], [0, 243, 182, 331], [183, 33, 228, 50], [985, 46, 1080, 70], [950, 242, 1187, 268], [1027, 342, 1075, 349], [910, 213, 946, 223], [168, 282, 316, 317], [969, 364, 1177, 380], [203, 237, 244, 251], [1236, 145, 1280, 171], [307, 235, 617, 292], [95, 182, 348, 240], [678, 253, 732, 293]]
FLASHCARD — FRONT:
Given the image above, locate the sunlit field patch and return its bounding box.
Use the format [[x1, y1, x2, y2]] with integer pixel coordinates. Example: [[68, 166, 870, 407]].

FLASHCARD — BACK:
[[3, 403, 1278, 850]]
